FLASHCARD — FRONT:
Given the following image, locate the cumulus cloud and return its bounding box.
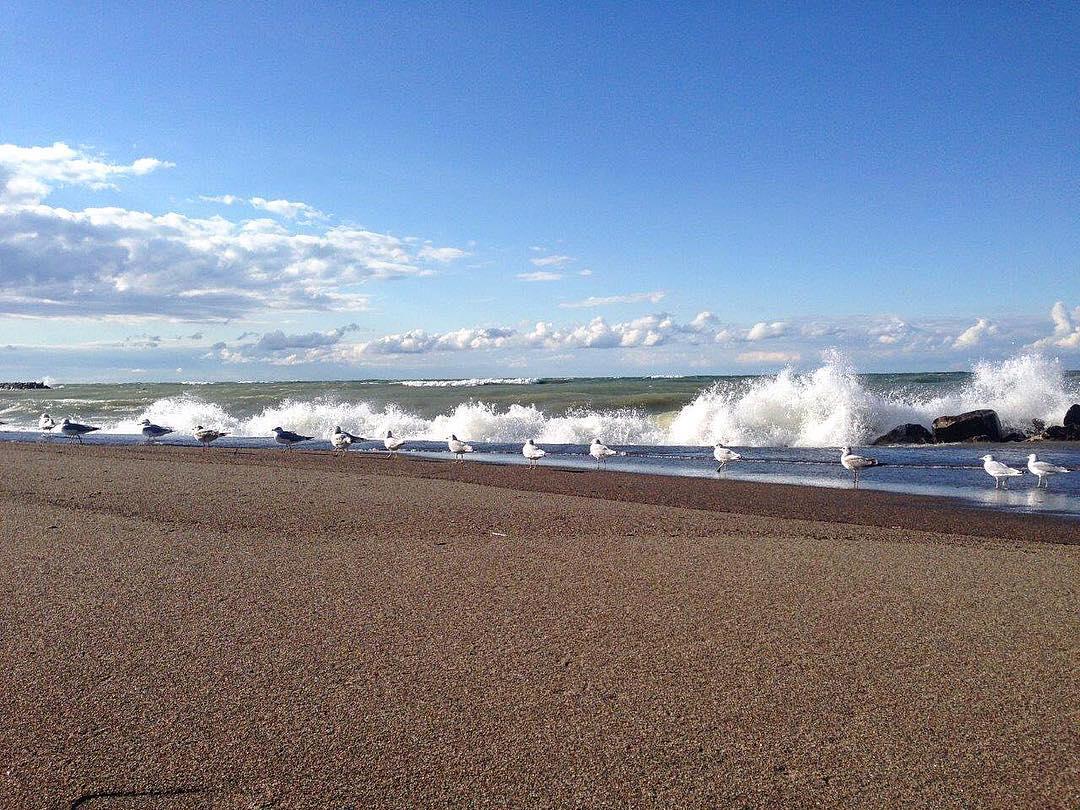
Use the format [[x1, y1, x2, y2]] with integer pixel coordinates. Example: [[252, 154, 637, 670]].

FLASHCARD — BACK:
[[952, 317, 998, 349], [736, 350, 801, 365], [199, 194, 238, 205], [207, 323, 361, 364], [1030, 301, 1080, 350], [745, 321, 787, 341], [0, 142, 467, 320], [249, 197, 325, 221], [418, 244, 468, 262], [517, 271, 563, 282], [530, 254, 573, 268], [559, 291, 666, 309], [0, 142, 172, 203]]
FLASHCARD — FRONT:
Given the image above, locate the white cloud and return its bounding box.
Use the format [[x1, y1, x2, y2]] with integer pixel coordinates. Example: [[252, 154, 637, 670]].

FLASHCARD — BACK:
[[418, 244, 468, 262], [737, 350, 801, 364], [250, 196, 325, 221], [578, 268, 593, 276], [0, 142, 172, 203], [952, 317, 998, 349], [559, 290, 666, 309], [745, 321, 787, 341], [0, 142, 468, 320], [199, 194, 238, 205], [530, 254, 573, 268], [517, 271, 563, 282], [1030, 301, 1080, 350]]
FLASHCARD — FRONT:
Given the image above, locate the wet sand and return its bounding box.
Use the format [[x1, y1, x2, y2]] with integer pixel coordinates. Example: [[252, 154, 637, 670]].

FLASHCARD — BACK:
[[1, 442, 1078, 807]]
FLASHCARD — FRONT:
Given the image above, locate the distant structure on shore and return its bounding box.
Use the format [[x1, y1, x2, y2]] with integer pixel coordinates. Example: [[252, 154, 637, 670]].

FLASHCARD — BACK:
[[0, 381, 50, 390]]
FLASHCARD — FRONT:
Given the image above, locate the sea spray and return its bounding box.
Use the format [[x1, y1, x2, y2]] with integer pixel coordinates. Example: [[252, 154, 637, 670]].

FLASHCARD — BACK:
[[4, 353, 1075, 447]]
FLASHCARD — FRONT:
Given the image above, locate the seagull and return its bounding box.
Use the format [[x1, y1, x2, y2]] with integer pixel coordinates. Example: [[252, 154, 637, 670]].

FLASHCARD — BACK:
[[60, 418, 100, 444], [139, 418, 174, 444], [590, 438, 618, 468], [384, 429, 406, 457], [713, 443, 741, 472], [448, 434, 473, 461], [980, 454, 1022, 489], [273, 426, 314, 449], [840, 446, 878, 488], [331, 425, 366, 454], [193, 425, 228, 449], [38, 413, 57, 439], [1027, 453, 1070, 489], [522, 439, 546, 467]]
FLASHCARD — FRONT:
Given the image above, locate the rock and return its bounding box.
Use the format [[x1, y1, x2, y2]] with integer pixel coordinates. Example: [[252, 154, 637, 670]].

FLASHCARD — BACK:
[[1041, 425, 1071, 441], [1065, 404, 1080, 429], [932, 409, 1003, 443], [871, 423, 934, 445], [1001, 432, 1027, 442], [1028, 419, 1046, 437], [962, 434, 993, 443], [0, 381, 50, 390]]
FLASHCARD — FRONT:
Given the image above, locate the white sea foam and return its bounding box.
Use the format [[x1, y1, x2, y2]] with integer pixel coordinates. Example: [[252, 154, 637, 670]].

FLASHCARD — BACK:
[[42, 352, 1080, 447], [398, 377, 539, 387], [667, 352, 1078, 446]]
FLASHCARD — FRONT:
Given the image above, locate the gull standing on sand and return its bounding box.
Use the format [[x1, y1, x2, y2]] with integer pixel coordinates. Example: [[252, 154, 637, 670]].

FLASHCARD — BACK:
[[1027, 454, 1070, 489], [140, 419, 174, 444], [713, 443, 741, 472], [60, 418, 100, 444], [384, 430, 406, 457], [522, 439, 546, 467], [448, 434, 473, 461], [980, 454, 1022, 489], [193, 425, 228, 449], [331, 426, 365, 454], [840, 446, 878, 488], [590, 438, 618, 468], [273, 426, 314, 449]]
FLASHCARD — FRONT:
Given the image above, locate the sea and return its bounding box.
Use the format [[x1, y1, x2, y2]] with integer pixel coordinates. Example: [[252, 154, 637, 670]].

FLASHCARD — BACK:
[[3, 353, 1079, 518]]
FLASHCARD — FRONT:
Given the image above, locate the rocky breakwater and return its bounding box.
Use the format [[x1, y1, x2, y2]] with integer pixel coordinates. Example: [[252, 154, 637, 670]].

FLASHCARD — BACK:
[[0, 381, 50, 390], [872, 404, 1080, 445]]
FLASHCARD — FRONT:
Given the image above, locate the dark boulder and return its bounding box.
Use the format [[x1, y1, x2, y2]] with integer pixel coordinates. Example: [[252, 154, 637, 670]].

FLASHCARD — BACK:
[[932, 409, 1003, 443], [871, 423, 934, 445], [1001, 432, 1027, 442], [1065, 404, 1080, 429], [1041, 425, 1072, 441]]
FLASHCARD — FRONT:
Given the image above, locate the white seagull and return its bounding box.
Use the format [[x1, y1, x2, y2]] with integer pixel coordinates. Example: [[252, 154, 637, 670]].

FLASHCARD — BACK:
[[39, 412, 57, 432], [331, 425, 366, 454], [448, 434, 473, 461], [1027, 453, 1070, 489], [590, 438, 618, 468], [713, 443, 741, 471], [193, 425, 228, 449], [60, 418, 100, 444], [840, 446, 878, 488], [522, 439, 546, 467], [139, 418, 174, 444], [980, 454, 1022, 489], [273, 426, 314, 449], [384, 430, 406, 457]]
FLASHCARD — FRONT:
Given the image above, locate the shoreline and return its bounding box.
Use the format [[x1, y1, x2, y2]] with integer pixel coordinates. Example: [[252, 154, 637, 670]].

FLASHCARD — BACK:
[[3, 442, 1078, 805], [7, 441, 1078, 544]]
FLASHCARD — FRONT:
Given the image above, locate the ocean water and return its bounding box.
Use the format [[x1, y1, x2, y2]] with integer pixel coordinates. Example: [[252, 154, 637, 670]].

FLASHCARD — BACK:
[[2, 353, 1078, 517]]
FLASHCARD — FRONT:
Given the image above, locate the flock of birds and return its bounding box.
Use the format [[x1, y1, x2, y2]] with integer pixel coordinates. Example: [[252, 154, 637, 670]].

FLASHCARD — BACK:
[[33, 412, 1074, 490]]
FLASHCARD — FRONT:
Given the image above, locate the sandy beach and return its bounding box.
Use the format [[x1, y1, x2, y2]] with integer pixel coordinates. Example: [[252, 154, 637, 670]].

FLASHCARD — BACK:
[[1, 442, 1077, 807]]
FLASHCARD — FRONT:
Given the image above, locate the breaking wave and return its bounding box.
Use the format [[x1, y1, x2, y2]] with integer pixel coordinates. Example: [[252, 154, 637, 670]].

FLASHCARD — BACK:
[[11, 353, 1076, 447], [397, 377, 539, 387]]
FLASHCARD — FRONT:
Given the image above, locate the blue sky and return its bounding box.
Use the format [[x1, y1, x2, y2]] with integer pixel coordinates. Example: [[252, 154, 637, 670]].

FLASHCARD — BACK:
[[0, 1, 1077, 380]]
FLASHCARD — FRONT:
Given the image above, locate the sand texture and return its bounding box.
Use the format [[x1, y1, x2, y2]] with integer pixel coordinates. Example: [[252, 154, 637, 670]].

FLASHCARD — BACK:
[[1, 443, 1078, 808]]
